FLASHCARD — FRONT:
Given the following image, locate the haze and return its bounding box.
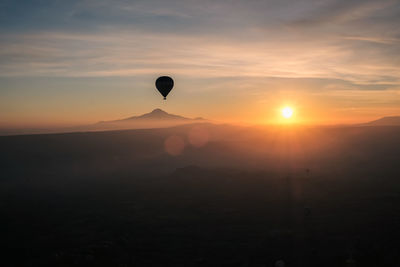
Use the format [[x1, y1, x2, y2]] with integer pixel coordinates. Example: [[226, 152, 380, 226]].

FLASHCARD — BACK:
[[2, 2, 400, 266]]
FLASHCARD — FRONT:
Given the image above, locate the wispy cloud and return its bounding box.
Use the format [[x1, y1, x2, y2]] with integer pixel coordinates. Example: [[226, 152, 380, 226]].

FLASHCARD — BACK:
[[0, 0, 399, 86], [289, 0, 397, 26]]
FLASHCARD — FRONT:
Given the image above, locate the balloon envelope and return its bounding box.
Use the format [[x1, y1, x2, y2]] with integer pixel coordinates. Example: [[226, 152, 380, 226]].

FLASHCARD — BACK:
[[155, 76, 174, 100]]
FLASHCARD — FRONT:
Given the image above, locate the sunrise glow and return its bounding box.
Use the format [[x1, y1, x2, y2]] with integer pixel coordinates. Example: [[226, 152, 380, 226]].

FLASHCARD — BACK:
[[0, 1, 399, 130]]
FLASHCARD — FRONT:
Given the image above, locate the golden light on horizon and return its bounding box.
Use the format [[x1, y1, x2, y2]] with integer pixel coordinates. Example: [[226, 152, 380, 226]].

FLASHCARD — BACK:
[[281, 107, 294, 119]]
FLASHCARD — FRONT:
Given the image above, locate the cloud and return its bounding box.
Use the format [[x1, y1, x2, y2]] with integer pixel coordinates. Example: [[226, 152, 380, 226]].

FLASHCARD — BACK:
[[289, 0, 397, 27], [0, 0, 399, 87]]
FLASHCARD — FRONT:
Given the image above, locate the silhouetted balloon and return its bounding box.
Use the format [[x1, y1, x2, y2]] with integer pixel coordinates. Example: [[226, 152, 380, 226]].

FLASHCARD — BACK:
[[155, 76, 174, 100]]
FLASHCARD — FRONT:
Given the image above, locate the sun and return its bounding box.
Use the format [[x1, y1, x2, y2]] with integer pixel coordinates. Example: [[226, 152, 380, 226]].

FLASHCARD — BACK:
[[281, 107, 293, 119]]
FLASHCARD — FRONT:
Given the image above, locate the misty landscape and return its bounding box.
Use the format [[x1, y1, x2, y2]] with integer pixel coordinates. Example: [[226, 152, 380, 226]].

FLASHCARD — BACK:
[[2, 0, 400, 266], [2, 110, 400, 266]]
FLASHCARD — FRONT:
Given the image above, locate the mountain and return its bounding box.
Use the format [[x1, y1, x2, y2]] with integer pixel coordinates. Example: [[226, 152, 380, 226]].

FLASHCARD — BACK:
[[0, 109, 206, 136], [119, 108, 191, 121], [99, 108, 204, 123], [94, 109, 206, 131], [362, 116, 400, 126]]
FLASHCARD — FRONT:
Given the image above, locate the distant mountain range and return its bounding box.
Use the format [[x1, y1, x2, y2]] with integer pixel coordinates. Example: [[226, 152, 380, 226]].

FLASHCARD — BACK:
[[99, 108, 204, 123], [93, 109, 206, 131], [361, 116, 400, 126], [87, 113, 400, 133], [2, 112, 400, 136], [0, 109, 207, 136]]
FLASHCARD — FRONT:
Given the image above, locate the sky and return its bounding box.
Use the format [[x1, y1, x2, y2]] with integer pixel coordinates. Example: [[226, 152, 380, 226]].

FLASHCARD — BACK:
[[1, 0, 400, 127]]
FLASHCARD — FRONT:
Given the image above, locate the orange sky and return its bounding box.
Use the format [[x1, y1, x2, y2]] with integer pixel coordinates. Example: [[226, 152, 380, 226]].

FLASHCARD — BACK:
[[1, 0, 400, 128]]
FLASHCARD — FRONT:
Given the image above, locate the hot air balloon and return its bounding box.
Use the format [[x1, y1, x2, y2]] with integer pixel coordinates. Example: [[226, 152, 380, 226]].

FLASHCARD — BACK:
[[155, 76, 174, 100]]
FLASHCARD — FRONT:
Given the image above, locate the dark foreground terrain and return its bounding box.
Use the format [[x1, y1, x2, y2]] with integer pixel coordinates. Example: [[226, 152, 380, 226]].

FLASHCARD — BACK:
[[1, 124, 400, 266]]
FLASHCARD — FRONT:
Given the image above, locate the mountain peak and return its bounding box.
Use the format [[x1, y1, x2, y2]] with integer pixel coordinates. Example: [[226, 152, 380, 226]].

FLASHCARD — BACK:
[[150, 108, 168, 114], [120, 108, 190, 121]]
